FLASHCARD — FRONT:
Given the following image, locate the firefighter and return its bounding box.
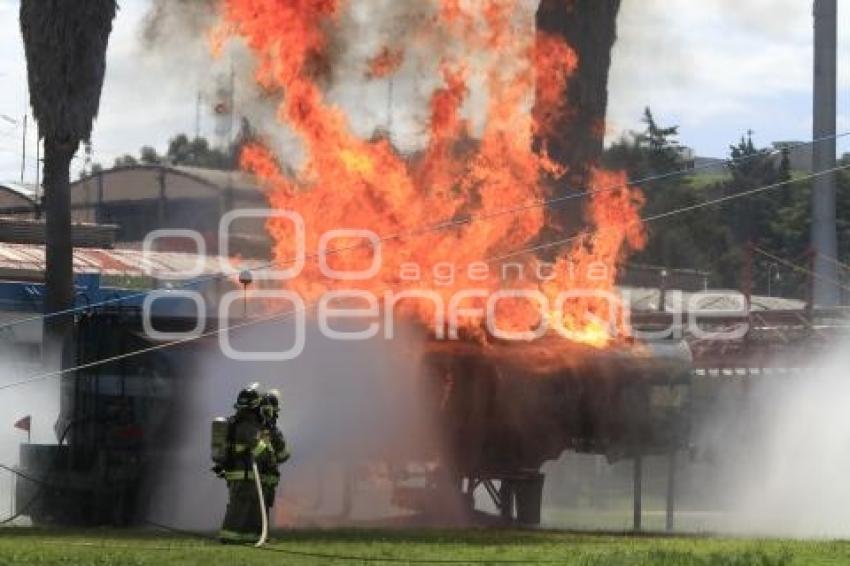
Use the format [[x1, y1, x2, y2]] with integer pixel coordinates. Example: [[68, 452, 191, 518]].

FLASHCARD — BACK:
[[257, 389, 289, 517], [213, 383, 278, 544]]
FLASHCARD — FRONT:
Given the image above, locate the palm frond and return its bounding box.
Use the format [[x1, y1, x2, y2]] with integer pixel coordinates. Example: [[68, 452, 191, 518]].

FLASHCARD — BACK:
[[20, 0, 118, 145]]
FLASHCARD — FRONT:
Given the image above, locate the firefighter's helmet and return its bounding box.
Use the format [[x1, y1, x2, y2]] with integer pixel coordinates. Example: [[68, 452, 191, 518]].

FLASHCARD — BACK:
[[260, 388, 281, 422], [235, 382, 262, 410]]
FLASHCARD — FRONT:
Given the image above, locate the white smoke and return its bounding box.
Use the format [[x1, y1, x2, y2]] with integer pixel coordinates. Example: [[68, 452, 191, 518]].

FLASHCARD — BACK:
[[148, 318, 435, 530], [138, 0, 540, 167], [0, 339, 60, 524], [534, 341, 850, 537], [718, 353, 850, 537]]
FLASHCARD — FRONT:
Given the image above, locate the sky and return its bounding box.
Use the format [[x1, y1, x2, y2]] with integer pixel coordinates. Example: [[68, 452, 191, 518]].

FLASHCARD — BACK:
[[0, 0, 848, 186]]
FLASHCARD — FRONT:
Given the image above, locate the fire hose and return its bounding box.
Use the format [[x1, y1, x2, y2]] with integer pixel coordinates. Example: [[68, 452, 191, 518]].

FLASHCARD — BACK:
[[252, 460, 268, 548], [2, 460, 598, 564]]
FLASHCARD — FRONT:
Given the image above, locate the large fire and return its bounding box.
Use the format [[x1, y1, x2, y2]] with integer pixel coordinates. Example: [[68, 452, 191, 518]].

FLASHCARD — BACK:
[[215, 0, 645, 347]]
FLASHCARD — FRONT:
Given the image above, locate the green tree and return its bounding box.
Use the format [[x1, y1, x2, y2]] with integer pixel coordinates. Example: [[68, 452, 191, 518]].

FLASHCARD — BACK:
[[113, 154, 139, 167], [604, 109, 734, 283], [139, 145, 160, 164], [723, 133, 791, 243], [166, 134, 232, 169], [88, 120, 258, 173], [604, 115, 831, 295], [709, 133, 800, 292], [763, 170, 850, 299], [637, 107, 682, 173]]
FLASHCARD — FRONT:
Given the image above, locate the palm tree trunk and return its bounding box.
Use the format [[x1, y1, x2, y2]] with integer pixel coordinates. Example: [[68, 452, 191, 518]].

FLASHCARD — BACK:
[[43, 138, 76, 359]]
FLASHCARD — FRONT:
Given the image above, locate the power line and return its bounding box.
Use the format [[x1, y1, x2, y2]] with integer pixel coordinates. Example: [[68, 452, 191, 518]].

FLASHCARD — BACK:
[[1, 459, 568, 563], [490, 163, 850, 263], [1, 130, 848, 335], [753, 245, 850, 294], [2, 163, 848, 393], [0, 301, 300, 392], [812, 252, 850, 273], [0, 172, 843, 552]]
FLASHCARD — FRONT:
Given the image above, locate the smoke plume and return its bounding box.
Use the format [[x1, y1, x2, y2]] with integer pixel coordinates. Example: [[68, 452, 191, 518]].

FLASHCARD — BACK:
[[711, 353, 850, 537], [0, 344, 60, 524], [148, 319, 437, 530]]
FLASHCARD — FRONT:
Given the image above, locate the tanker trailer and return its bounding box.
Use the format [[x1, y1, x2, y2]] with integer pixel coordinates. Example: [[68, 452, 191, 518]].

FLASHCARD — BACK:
[[393, 335, 693, 524]]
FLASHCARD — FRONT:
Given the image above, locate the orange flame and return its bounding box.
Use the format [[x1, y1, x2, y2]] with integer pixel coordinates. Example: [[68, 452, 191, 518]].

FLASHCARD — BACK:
[[218, 0, 644, 347], [366, 46, 404, 79]]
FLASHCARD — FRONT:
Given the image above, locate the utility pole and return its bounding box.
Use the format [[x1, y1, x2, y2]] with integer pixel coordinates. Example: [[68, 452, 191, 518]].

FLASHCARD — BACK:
[[811, 0, 839, 306], [20, 114, 27, 184], [195, 91, 202, 140], [35, 126, 40, 196]]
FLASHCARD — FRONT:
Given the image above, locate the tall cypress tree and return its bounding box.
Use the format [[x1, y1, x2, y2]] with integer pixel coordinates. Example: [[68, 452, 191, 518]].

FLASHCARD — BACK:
[[535, 0, 622, 234]]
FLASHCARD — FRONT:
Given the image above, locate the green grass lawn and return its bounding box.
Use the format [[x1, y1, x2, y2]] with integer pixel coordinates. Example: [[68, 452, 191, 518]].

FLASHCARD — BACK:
[[1, 528, 849, 566]]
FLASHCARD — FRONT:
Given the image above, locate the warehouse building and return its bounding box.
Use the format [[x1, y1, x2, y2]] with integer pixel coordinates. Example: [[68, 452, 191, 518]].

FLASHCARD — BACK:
[[0, 182, 39, 217], [69, 165, 272, 257]]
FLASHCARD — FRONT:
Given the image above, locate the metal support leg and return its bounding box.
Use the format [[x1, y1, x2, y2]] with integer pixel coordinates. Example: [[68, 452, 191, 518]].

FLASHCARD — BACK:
[[633, 455, 642, 532], [666, 448, 676, 532], [499, 480, 514, 521], [463, 478, 477, 510], [340, 466, 353, 519]]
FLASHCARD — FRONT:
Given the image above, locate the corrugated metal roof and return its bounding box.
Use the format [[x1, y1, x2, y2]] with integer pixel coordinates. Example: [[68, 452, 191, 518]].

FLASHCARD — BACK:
[[623, 286, 805, 312], [171, 165, 263, 193], [71, 164, 265, 196], [0, 182, 39, 203], [0, 217, 117, 248], [0, 242, 250, 278]]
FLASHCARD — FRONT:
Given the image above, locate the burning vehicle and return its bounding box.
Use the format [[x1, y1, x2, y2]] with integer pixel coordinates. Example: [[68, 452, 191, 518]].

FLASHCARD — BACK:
[[401, 335, 691, 524]]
